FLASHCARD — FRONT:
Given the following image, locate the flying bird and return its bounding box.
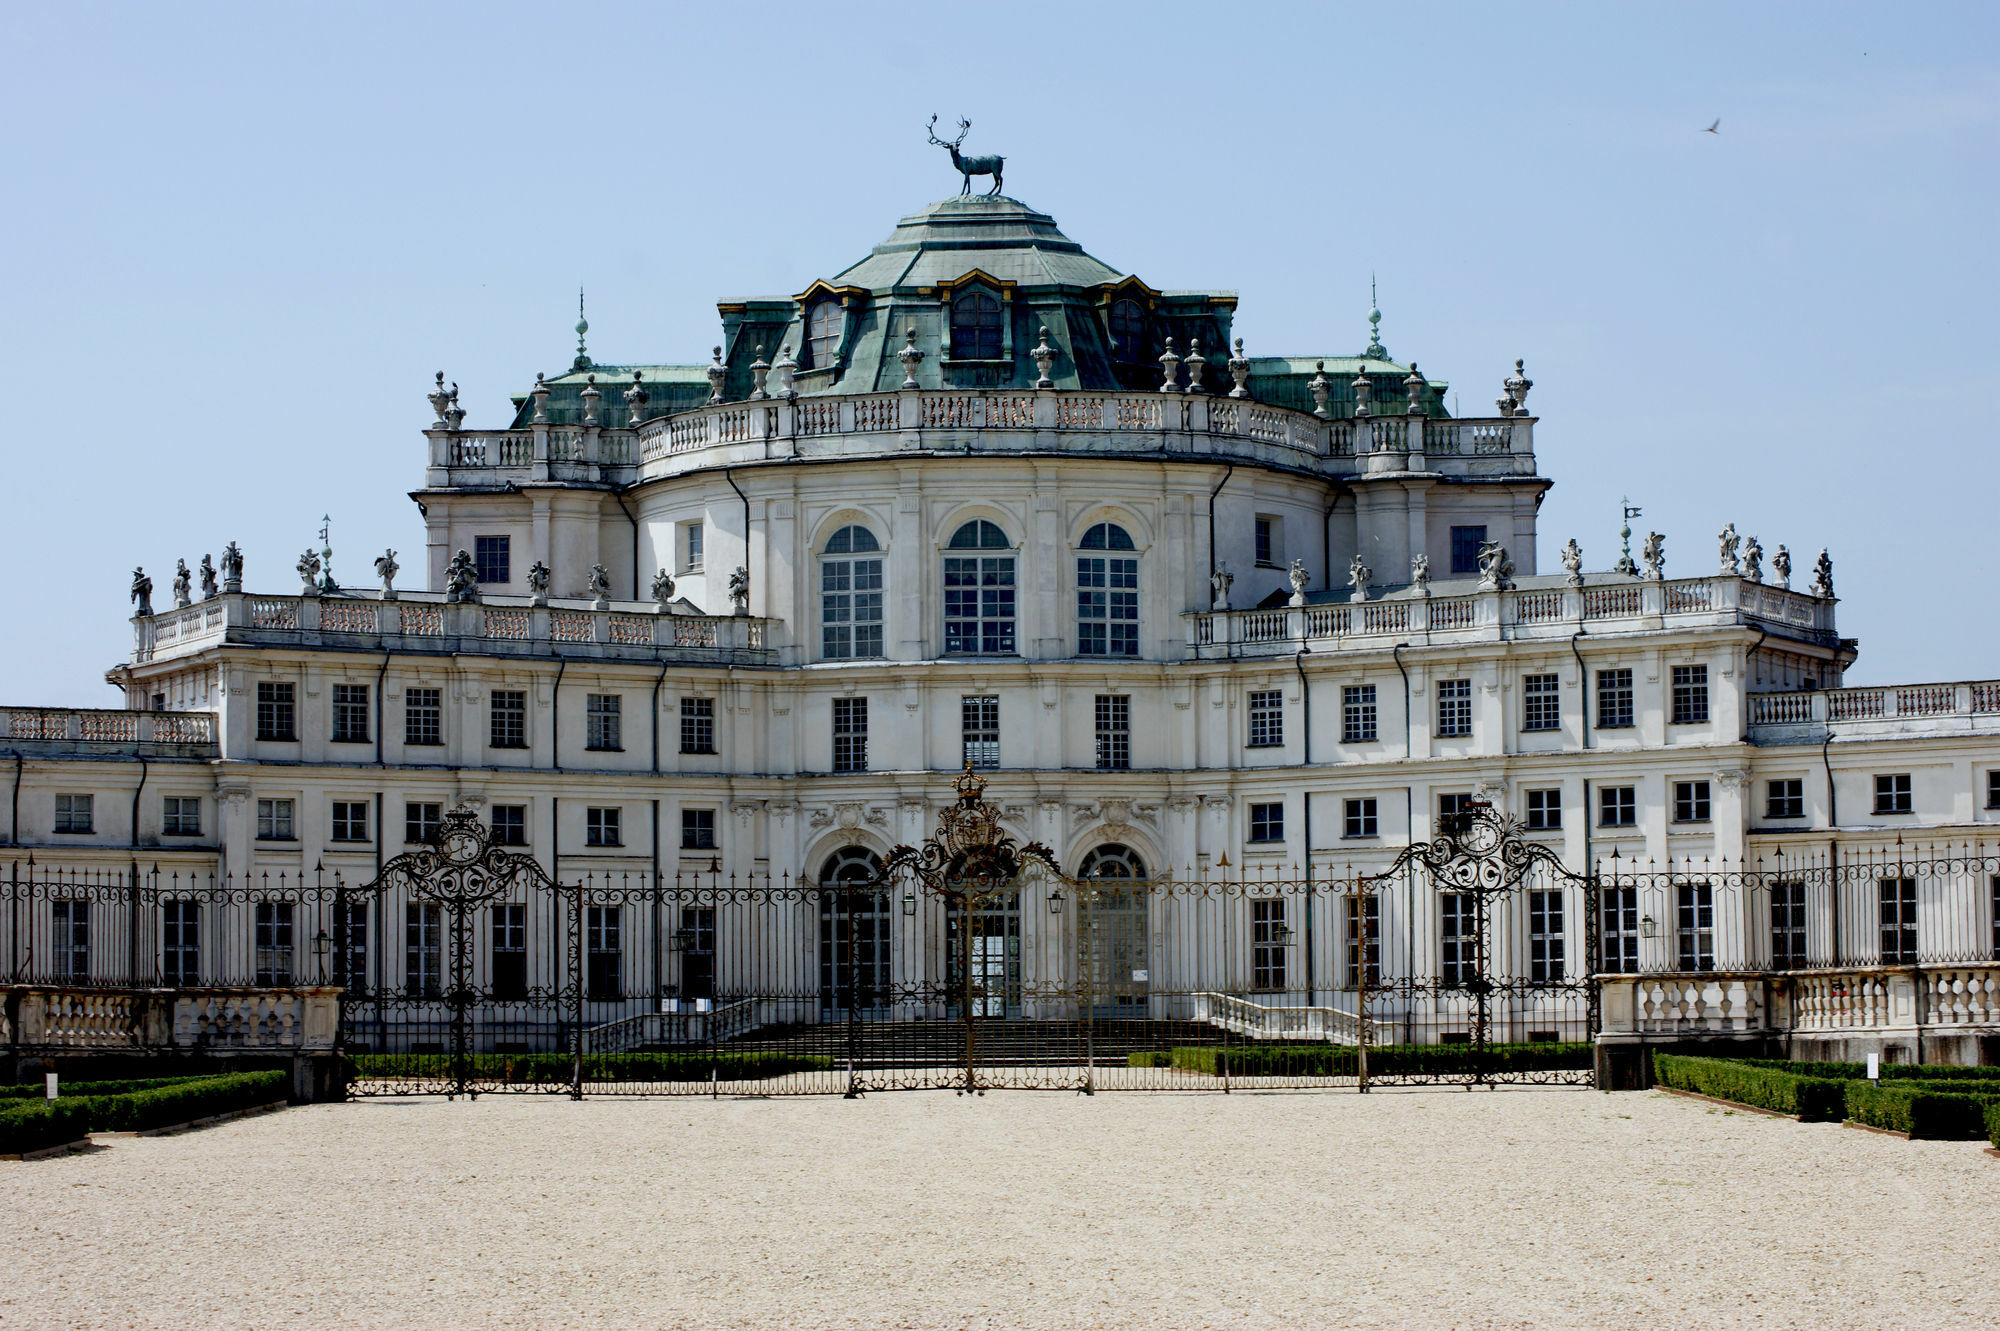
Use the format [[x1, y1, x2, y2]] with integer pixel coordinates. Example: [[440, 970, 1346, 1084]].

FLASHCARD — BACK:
[[1704, 118, 1721, 134]]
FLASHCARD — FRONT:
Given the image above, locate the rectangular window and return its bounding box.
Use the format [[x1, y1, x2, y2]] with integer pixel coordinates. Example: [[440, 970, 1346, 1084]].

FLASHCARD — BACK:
[[585, 694, 622, 751], [1254, 516, 1278, 567], [1245, 689, 1286, 750], [405, 687, 443, 747], [1874, 773, 1912, 814], [587, 905, 623, 1001], [1094, 694, 1130, 771], [1670, 665, 1709, 725], [681, 808, 716, 850], [1342, 684, 1378, 744], [1076, 553, 1139, 657], [820, 549, 885, 660], [1601, 886, 1639, 974], [832, 697, 868, 774], [961, 696, 999, 771], [255, 902, 295, 986], [1770, 881, 1807, 969], [685, 521, 704, 571], [162, 796, 201, 837], [1988, 771, 2000, 810], [473, 535, 511, 584], [1344, 894, 1380, 989], [334, 901, 368, 993], [162, 900, 199, 987], [1878, 877, 1917, 963], [942, 555, 1017, 655], [679, 698, 717, 755], [330, 801, 369, 843], [490, 804, 527, 846], [330, 683, 370, 744], [1673, 780, 1712, 824], [1676, 882, 1715, 972], [679, 906, 717, 1000], [1525, 789, 1562, 831], [1449, 525, 1486, 576], [1596, 669, 1634, 730], [53, 793, 94, 834], [1598, 786, 1636, 827], [1343, 797, 1378, 839], [1435, 679, 1472, 739], [1767, 779, 1805, 820], [1438, 792, 1473, 827], [405, 903, 441, 997], [404, 802, 442, 845], [1252, 898, 1288, 991], [256, 798, 295, 840], [1440, 893, 1472, 988], [1529, 890, 1565, 983], [51, 900, 89, 981], [585, 806, 623, 848], [1248, 802, 1284, 844], [1521, 673, 1561, 733], [490, 690, 527, 750], [491, 904, 527, 1001], [256, 681, 296, 742]]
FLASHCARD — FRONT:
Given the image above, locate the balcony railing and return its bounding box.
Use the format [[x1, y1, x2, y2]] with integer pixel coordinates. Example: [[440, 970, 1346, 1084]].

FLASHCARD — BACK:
[[1747, 679, 2000, 740], [425, 389, 1537, 487], [0, 706, 217, 755], [1188, 574, 1834, 658], [132, 592, 776, 667]]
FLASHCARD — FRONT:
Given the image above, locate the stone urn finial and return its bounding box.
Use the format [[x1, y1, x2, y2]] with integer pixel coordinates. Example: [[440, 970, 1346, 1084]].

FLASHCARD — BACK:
[[578, 374, 601, 427], [531, 372, 551, 425], [748, 346, 771, 401], [624, 370, 650, 425], [1405, 361, 1426, 416], [1031, 326, 1056, 389], [1308, 361, 1331, 419], [1158, 337, 1182, 394], [1227, 337, 1251, 399], [772, 346, 797, 399], [898, 327, 925, 390], [1185, 337, 1206, 394], [706, 347, 726, 404], [1350, 364, 1373, 418], [1504, 357, 1533, 412], [444, 382, 465, 432], [428, 372, 453, 428]]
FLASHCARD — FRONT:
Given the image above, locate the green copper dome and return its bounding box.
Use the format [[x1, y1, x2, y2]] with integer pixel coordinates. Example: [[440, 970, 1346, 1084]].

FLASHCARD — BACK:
[[830, 195, 1125, 290]]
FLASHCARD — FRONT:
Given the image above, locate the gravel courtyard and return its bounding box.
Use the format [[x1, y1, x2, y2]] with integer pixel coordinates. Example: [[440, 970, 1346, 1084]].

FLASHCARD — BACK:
[[3, 1086, 1996, 1329]]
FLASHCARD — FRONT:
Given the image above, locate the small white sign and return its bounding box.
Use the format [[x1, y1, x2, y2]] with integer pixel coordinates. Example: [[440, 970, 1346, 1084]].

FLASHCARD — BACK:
[[1131, 969, 1149, 983], [1866, 1052, 1880, 1081], [45, 1073, 58, 1101], [694, 998, 711, 1014]]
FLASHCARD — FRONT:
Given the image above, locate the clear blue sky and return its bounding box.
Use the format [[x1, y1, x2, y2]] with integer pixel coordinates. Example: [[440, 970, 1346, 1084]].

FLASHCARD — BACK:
[[1, 2, 1993, 704]]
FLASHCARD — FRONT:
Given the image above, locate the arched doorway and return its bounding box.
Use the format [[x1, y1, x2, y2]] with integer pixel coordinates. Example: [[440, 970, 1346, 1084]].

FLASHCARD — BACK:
[[1078, 844, 1150, 1018], [817, 847, 889, 1020]]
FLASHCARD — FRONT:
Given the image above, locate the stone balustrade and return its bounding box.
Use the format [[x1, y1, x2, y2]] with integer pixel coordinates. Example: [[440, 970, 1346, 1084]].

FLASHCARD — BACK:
[[1748, 679, 2000, 741], [1187, 575, 1833, 659], [3, 985, 340, 1053], [424, 389, 1536, 488], [0, 706, 217, 757], [132, 591, 777, 667]]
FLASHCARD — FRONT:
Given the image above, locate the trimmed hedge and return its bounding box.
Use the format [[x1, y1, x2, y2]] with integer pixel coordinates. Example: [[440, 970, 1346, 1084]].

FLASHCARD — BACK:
[[0, 1077, 220, 1101], [1735, 1059, 2000, 1084], [1653, 1054, 1848, 1121], [1152, 1041, 1589, 1079], [346, 1050, 832, 1084], [1988, 1103, 2000, 1152], [1843, 1081, 2000, 1139], [0, 1071, 287, 1156]]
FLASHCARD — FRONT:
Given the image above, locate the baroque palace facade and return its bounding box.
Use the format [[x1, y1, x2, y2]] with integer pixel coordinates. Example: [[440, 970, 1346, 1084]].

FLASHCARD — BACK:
[[6, 187, 1999, 1075]]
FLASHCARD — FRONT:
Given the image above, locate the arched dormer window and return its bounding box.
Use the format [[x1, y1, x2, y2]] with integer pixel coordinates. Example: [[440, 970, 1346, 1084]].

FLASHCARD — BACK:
[[817, 847, 888, 1017], [943, 520, 1014, 655], [1078, 843, 1149, 1017], [951, 292, 1003, 360], [820, 524, 883, 660], [1077, 522, 1138, 658], [805, 300, 843, 370], [1108, 299, 1146, 363]]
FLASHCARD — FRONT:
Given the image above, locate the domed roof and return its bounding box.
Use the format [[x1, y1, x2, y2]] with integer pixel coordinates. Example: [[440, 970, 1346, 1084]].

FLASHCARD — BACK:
[[830, 195, 1125, 291]]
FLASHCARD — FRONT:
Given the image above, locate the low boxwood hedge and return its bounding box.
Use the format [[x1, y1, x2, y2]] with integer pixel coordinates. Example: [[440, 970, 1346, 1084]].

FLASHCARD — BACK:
[[1735, 1059, 2000, 1084], [1842, 1080, 2000, 1139], [0, 1076, 218, 1101], [1988, 1103, 2000, 1151], [345, 1050, 832, 1084], [0, 1071, 287, 1156], [1152, 1041, 1589, 1079], [1653, 1054, 1848, 1120]]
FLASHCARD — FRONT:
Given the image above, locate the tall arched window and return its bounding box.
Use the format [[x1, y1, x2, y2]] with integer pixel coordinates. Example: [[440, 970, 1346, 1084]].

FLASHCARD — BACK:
[[818, 847, 888, 1017], [944, 520, 1015, 656], [1108, 299, 1145, 362], [951, 292, 1003, 360], [805, 300, 843, 370], [1078, 844, 1149, 1017], [1077, 522, 1138, 657], [821, 524, 884, 660]]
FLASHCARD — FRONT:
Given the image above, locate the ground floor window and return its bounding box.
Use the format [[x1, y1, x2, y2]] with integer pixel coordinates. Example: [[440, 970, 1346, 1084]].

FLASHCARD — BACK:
[[1601, 887, 1639, 974], [256, 902, 295, 986]]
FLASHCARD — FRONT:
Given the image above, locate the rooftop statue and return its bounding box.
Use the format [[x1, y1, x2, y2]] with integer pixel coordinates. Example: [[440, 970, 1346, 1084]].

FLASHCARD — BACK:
[[1742, 536, 1763, 584], [172, 559, 193, 609], [1477, 540, 1515, 592], [927, 115, 1004, 197], [728, 565, 751, 616], [1287, 558, 1310, 607], [1411, 552, 1430, 592], [1772, 544, 1792, 591], [1811, 549, 1834, 599], [220, 541, 244, 593], [526, 560, 551, 606], [651, 567, 676, 610], [297, 549, 322, 596], [375, 548, 400, 599], [1717, 523, 1741, 576], [445, 549, 478, 604], [587, 563, 612, 608], [130, 567, 153, 617], [1209, 563, 1233, 611], [198, 553, 218, 601], [1560, 538, 1584, 588], [1348, 554, 1371, 603], [1640, 532, 1665, 581]]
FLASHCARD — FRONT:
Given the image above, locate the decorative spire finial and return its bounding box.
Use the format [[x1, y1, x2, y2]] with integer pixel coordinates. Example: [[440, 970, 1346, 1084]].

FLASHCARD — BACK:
[[1614, 497, 1642, 576], [317, 514, 336, 592], [573, 287, 592, 371], [1365, 275, 1387, 360]]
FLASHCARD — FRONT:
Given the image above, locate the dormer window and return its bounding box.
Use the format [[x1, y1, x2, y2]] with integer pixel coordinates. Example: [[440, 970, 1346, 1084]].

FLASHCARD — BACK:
[[951, 292, 1003, 360], [805, 300, 843, 370], [1109, 299, 1145, 362]]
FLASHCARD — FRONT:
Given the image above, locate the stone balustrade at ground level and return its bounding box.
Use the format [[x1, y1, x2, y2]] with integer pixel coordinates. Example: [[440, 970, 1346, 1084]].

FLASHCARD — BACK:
[[2, 985, 341, 1053]]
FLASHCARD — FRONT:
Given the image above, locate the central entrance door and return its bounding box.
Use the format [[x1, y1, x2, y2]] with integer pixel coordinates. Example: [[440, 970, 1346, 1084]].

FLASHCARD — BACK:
[[946, 892, 1021, 1018], [817, 848, 890, 1019], [1078, 845, 1150, 1018]]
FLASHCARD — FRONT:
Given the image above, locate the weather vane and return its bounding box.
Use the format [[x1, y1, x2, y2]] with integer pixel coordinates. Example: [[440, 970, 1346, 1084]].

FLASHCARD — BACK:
[[318, 514, 337, 592], [1614, 498, 1642, 576]]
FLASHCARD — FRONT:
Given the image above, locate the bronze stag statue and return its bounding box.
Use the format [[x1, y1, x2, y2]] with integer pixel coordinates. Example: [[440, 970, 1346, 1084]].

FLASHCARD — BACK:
[[927, 115, 1004, 196]]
